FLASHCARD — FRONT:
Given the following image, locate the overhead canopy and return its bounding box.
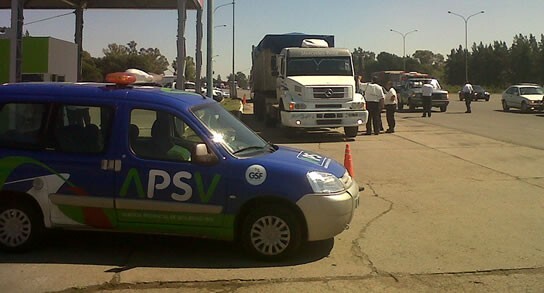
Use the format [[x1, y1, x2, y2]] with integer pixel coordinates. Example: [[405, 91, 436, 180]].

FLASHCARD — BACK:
[[0, 0, 203, 10], [1, 0, 205, 91]]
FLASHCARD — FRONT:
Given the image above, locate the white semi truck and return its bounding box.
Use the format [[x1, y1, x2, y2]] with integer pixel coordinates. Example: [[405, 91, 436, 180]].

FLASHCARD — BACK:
[[250, 34, 368, 138]]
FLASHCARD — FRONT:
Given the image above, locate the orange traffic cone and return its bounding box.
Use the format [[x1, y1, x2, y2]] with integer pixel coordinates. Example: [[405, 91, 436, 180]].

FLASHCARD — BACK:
[[242, 94, 247, 105], [344, 143, 354, 176]]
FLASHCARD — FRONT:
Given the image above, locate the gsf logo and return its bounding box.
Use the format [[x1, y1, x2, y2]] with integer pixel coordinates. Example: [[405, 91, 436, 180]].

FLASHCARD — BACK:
[[248, 171, 263, 180], [245, 165, 267, 186]]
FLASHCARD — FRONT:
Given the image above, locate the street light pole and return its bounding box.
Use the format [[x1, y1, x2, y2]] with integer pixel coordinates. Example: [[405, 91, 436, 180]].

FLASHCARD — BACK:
[[231, 0, 236, 98], [390, 29, 418, 72], [448, 10, 485, 82], [213, 1, 235, 96], [206, 0, 214, 98]]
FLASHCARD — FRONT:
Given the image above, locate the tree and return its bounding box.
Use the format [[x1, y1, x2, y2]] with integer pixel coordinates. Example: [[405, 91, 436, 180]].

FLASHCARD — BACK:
[[184, 57, 196, 81], [95, 41, 169, 77], [80, 51, 102, 82], [445, 46, 465, 85], [352, 47, 377, 79], [412, 50, 445, 80], [235, 72, 249, 89], [510, 34, 539, 84], [376, 52, 403, 71]]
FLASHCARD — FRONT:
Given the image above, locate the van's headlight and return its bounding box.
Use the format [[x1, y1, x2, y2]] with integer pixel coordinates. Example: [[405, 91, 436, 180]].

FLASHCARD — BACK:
[[306, 171, 345, 194]]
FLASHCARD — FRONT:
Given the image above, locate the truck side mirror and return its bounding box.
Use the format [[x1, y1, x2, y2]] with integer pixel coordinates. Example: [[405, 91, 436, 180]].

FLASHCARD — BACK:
[[193, 143, 219, 165]]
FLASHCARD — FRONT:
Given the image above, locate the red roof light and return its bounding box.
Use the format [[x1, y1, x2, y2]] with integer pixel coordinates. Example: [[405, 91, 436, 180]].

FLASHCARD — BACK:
[[105, 72, 136, 85]]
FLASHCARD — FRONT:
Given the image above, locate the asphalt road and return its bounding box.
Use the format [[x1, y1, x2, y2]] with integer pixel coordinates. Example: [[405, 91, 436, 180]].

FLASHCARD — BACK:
[[1, 92, 543, 292]]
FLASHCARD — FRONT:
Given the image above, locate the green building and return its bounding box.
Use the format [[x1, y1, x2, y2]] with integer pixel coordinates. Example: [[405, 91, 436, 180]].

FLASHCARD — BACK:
[[0, 36, 77, 83]]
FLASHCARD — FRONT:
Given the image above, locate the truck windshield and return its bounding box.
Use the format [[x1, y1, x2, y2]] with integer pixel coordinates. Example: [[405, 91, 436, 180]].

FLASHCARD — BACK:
[[192, 103, 272, 156], [287, 57, 352, 76]]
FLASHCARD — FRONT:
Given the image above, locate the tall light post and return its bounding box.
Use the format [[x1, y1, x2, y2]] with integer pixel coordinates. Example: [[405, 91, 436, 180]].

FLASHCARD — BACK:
[[214, 1, 235, 97], [390, 29, 418, 72], [448, 10, 485, 82], [206, 0, 214, 98]]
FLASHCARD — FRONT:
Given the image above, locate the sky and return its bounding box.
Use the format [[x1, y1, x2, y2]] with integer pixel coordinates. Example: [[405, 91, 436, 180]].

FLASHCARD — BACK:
[[1, 0, 543, 79]]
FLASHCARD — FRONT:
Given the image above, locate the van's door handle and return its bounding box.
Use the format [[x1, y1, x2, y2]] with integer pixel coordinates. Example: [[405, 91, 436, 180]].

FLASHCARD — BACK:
[[101, 160, 109, 170], [114, 160, 122, 172], [101, 160, 121, 171]]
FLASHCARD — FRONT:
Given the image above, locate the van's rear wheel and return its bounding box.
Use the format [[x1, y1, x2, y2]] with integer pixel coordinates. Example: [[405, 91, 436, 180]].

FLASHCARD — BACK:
[[241, 205, 302, 261], [0, 202, 44, 252]]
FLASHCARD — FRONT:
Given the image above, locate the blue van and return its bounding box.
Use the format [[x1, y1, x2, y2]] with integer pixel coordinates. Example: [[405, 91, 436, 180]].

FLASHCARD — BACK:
[[0, 74, 360, 260]]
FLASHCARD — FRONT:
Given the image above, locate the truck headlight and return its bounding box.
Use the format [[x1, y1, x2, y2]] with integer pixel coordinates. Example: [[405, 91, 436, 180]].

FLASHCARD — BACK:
[[307, 171, 345, 194], [349, 101, 365, 110]]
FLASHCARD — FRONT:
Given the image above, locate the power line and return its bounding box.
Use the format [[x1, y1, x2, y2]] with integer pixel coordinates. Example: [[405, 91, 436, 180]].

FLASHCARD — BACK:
[[25, 12, 74, 26]]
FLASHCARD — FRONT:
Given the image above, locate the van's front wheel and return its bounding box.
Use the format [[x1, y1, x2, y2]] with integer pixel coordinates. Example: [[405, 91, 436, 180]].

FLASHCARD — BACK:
[[241, 205, 302, 261], [0, 202, 44, 252]]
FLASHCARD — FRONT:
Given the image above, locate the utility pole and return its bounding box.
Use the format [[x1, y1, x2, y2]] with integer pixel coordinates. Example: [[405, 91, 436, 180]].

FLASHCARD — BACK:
[[390, 29, 418, 72], [448, 10, 485, 82]]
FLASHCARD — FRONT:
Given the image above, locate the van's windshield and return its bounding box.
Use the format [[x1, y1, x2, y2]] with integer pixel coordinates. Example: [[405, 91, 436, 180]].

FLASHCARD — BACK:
[[192, 103, 273, 156]]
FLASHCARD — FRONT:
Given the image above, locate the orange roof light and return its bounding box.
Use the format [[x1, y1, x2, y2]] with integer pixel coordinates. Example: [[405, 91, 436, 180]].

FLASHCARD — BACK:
[[105, 72, 136, 85]]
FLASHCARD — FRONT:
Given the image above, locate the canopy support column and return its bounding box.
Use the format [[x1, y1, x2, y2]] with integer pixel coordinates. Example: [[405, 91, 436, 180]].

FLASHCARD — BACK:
[[176, 0, 187, 90], [195, 7, 203, 92], [74, 5, 84, 81]]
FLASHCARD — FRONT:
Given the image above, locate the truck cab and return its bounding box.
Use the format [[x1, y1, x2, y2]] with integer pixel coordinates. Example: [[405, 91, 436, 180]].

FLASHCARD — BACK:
[[251, 34, 367, 138], [271, 43, 367, 137]]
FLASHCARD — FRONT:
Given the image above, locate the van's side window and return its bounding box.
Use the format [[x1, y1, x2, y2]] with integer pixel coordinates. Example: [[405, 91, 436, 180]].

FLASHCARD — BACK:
[[54, 105, 113, 153], [130, 109, 203, 162], [0, 103, 48, 149]]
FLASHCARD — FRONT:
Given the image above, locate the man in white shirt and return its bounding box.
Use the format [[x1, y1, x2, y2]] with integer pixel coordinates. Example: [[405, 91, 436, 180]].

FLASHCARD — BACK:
[[421, 82, 434, 117], [384, 81, 397, 133], [360, 76, 385, 135], [462, 81, 474, 113]]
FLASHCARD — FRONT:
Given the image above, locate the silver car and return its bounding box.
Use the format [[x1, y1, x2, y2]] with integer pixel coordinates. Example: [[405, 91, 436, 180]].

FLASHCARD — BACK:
[[501, 84, 544, 112]]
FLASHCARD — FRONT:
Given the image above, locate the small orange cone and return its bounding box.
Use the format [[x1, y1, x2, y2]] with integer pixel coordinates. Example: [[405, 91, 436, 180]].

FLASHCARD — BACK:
[[242, 94, 247, 104], [344, 143, 354, 176]]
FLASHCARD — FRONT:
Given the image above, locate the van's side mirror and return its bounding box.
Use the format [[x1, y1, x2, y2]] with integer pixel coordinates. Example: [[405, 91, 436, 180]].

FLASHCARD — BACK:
[[193, 143, 219, 165]]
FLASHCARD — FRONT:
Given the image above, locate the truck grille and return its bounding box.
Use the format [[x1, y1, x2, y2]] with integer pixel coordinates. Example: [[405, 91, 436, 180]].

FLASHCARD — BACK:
[[313, 87, 347, 99], [316, 119, 342, 125], [315, 104, 342, 108]]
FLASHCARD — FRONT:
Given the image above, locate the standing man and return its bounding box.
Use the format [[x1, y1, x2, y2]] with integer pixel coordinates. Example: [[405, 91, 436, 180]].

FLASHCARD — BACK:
[[462, 81, 474, 113], [421, 81, 434, 117], [384, 81, 397, 133], [361, 76, 385, 135]]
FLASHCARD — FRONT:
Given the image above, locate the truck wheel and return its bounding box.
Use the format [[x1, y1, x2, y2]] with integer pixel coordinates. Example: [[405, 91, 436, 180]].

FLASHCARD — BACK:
[[409, 101, 416, 112], [440, 105, 447, 112], [254, 97, 264, 121], [264, 111, 277, 127], [344, 126, 358, 138], [283, 127, 298, 138], [0, 201, 44, 252], [241, 204, 302, 261]]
